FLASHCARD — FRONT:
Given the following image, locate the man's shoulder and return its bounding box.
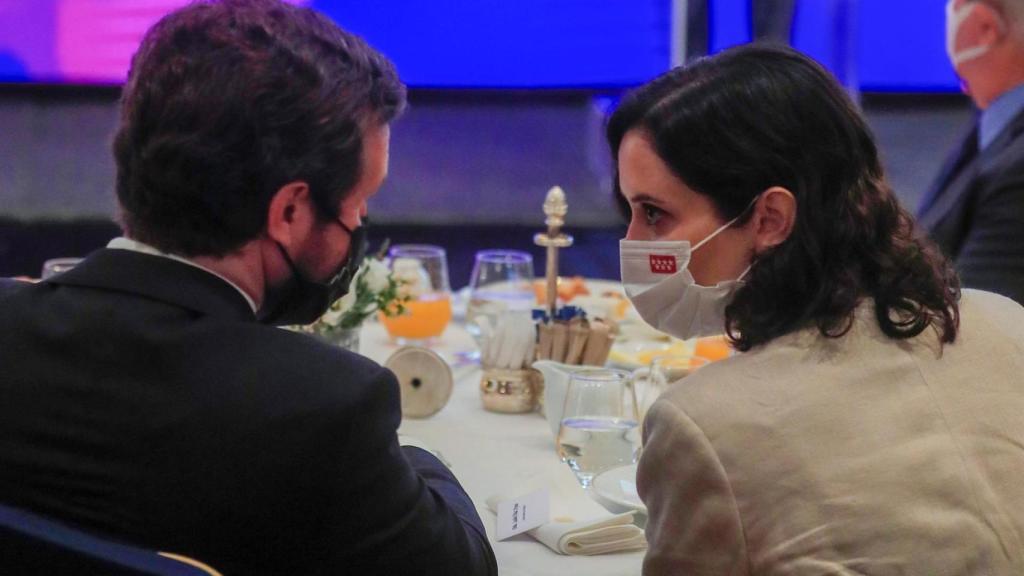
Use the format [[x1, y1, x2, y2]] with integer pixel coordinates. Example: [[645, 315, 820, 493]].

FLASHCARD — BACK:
[[161, 322, 399, 435], [202, 322, 391, 390]]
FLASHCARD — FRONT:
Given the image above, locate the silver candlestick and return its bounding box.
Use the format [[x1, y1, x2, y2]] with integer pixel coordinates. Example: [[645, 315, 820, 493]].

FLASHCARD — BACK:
[[533, 186, 574, 318]]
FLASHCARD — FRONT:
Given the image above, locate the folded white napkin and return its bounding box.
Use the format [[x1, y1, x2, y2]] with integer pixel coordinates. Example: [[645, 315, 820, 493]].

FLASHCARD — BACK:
[[486, 461, 647, 556]]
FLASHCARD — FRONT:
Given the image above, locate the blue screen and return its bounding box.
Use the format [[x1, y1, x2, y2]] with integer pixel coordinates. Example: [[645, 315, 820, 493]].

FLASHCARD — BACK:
[[310, 0, 672, 87], [855, 0, 959, 92], [0, 0, 963, 92]]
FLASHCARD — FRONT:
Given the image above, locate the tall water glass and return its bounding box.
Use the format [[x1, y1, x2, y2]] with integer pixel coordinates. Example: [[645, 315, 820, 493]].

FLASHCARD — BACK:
[[465, 250, 535, 347], [380, 245, 452, 346], [556, 368, 640, 488]]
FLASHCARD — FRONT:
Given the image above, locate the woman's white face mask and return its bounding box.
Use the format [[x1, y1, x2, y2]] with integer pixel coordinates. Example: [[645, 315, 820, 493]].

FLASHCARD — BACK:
[[620, 211, 751, 341]]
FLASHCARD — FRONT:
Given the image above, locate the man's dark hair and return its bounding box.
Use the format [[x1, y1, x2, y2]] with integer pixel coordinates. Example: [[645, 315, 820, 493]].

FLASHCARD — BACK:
[[113, 0, 406, 256], [608, 44, 960, 351]]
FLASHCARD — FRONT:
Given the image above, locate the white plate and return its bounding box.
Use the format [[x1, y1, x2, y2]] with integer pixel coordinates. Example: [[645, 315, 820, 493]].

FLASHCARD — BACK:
[[592, 464, 646, 514], [607, 335, 688, 370]]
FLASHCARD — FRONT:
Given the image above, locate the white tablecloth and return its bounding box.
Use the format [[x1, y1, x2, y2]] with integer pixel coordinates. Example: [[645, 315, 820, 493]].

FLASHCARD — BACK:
[[359, 321, 646, 576]]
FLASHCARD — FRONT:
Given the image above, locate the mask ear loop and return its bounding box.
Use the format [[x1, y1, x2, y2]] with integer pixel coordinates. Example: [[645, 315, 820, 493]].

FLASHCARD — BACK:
[[692, 194, 761, 252], [693, 194, 762, 283], [275, 241, 304, 280], [736, 264, 754, 282], [948, 1, 1007, 67]]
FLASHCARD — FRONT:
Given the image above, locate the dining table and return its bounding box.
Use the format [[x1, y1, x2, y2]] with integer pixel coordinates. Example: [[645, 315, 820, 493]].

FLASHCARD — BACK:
[[357, 319, 647, 576]]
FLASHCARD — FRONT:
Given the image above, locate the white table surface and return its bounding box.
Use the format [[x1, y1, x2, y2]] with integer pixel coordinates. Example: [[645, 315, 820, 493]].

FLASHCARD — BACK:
[[358, 320, 646, 576]]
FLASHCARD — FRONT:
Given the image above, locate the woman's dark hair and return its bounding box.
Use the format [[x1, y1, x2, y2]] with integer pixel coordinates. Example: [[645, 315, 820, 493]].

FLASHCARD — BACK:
[[607, 44, 959, 350], [113, 0, 406, 256]]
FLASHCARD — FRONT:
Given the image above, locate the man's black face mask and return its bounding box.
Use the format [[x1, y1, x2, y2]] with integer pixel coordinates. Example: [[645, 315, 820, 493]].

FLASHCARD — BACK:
[[258, 216, 369, 326]]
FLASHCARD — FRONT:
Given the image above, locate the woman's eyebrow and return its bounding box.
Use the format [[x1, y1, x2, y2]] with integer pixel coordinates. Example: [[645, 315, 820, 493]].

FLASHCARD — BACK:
[[627, 193, 666, 205]]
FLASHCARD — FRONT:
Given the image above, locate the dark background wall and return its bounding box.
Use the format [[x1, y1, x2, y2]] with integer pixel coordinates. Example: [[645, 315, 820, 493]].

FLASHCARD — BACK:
[[0, 86, 974, 285]]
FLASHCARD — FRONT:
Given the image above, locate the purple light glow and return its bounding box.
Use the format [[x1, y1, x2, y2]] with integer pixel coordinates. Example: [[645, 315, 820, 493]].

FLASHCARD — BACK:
[[0, 0, 310, 84]]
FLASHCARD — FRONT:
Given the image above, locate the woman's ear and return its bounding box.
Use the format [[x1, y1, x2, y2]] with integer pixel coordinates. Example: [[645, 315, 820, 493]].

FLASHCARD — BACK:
[[265, 181, 313, 246], [752, 186, 796, 253]]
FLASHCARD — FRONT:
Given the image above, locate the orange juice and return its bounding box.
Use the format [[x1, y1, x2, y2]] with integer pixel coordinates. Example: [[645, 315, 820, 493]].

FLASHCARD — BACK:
[[380, 295, 452, 341], [694, 335, 732, 362]]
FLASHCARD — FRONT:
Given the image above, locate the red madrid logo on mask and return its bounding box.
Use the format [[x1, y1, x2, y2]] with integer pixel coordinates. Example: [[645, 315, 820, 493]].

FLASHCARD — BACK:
[[649, 255, 677, 274]]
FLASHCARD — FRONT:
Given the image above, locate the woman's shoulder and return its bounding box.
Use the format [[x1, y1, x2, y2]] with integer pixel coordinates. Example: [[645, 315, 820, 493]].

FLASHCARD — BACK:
[[653, 313, 900, 425], [654, 340, 798, 418], [958, 288, 1024, 346], [656, 291, 1024, 418], [961, 288, 1024, 318]]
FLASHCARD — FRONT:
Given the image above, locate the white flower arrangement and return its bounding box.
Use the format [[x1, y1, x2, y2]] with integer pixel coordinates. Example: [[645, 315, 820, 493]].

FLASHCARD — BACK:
[[308, 255, 408, 334]]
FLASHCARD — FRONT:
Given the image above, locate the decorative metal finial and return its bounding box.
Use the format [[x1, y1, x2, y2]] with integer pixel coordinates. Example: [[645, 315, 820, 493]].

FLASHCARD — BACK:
[[534, 186, 574, 318], [542, 186, 568, 230]]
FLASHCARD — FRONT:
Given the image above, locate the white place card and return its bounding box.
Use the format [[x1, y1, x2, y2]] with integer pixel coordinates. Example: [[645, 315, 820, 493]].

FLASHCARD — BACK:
[[494, 488, 550, 540]]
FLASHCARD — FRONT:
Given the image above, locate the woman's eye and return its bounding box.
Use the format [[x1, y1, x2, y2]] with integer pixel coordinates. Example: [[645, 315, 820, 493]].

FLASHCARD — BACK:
[[642, 204, 664, 226]]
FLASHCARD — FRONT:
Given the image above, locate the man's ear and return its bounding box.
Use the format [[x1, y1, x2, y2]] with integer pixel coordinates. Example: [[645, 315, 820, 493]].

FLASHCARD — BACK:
[[752, 186, 796, 253], [265, 182, 313, 246], [975, 2, 1008, 45]]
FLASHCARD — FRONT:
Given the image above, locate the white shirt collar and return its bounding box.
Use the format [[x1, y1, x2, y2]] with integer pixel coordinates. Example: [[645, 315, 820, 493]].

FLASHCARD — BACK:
[[106, 237, 258, 313]]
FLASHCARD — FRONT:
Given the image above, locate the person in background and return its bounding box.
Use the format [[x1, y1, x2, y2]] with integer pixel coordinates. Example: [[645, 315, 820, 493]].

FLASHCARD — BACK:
[[918, 0, 1024, 304], [0, 1, 496, 574], [609, 44, 1024, 575], [685, 0, 797, 61]]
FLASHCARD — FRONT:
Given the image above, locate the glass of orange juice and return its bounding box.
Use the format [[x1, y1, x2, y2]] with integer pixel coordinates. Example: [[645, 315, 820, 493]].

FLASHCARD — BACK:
[[380, 245, 452, 345]]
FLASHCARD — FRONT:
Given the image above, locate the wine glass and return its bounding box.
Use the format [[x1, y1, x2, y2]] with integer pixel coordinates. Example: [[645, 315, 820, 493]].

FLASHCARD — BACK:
[[41, 257, 83, 279], [465, 250, 535, 351], [556, 368, 640, 488], [380, 244, 452, 346]]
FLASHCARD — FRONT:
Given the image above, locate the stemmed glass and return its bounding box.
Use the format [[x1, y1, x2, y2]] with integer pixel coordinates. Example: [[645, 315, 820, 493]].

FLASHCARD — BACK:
[[556, 368, 641, 488], [380, 245, 452, 346], [465, 250, 535, 355]]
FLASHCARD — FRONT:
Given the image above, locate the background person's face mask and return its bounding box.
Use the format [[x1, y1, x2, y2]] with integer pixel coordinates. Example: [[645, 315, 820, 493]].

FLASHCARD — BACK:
[[946, 0, 1000, 68], [620, 214, 750, 341]]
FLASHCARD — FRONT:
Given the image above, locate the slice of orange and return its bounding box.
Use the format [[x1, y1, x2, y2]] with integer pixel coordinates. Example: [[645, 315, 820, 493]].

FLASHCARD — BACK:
[[533, 276, 591, 304], [694, 335, 732, 362]]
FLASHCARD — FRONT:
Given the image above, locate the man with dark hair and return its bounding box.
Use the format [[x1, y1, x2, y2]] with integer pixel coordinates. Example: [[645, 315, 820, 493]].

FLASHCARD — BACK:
[[918, 0, 1024, 304], [0, 1, 497, 574]]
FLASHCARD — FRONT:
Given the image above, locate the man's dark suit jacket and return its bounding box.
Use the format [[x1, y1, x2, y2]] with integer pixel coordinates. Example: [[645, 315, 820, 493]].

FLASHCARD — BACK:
[[918, 107, 1024, 305], [0, 249, 497, 575]]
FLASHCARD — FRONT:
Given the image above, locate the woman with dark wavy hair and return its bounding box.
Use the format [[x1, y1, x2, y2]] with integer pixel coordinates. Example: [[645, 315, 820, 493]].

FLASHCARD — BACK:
[[611, 45, 1024, 575]]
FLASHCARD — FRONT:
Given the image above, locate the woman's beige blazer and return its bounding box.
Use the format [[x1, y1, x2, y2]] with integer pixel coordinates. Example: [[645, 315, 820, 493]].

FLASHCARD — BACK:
[[640, 289, 1024, 575]]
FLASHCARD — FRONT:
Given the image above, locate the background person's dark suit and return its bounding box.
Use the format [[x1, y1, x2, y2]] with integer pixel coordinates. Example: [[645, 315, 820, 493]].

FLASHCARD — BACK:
[[0, 248, 497, 575], [685, 0, 797, 61], [917, 109, 1024, 305]]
